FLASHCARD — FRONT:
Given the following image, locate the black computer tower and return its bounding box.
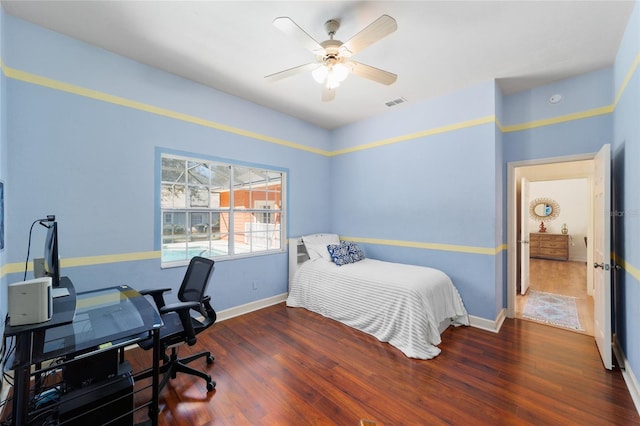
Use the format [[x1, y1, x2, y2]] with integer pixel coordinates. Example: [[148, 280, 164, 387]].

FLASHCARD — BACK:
[[58, 371, 133, 425], [62, 349, 120, 391]]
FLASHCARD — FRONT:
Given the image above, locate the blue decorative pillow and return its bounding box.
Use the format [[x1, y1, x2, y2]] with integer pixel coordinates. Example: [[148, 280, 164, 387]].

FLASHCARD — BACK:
[[345, 241, 366, 262], [327, 242, 354, 266], [327, 241, 366, 265]]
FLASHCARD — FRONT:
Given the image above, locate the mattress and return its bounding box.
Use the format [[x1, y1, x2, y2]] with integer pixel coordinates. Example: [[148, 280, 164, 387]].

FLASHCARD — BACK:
[[286, 257, 469, 359]]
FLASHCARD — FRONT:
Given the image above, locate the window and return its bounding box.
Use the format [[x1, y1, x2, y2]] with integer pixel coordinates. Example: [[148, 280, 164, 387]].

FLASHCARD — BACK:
[[160, 153, 285, 265]]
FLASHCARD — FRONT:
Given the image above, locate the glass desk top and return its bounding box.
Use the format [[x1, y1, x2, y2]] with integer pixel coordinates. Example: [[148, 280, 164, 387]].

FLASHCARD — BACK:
[[35, 285, 163, 364]]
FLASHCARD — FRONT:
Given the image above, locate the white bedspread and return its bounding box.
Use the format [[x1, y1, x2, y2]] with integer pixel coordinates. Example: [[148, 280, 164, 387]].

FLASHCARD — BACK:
[[286, 258, 469, 359]]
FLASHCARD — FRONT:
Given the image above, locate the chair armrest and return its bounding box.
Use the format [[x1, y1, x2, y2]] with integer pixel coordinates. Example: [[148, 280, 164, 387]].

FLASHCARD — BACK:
[[139, 287, 172, 310], [159, 301, 200, 314], [200, 296, 217, 325], [160, 301, 200, 345]]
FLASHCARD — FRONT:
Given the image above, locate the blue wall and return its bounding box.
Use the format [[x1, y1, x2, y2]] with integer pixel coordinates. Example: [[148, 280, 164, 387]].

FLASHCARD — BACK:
[[502, 67, 613, 163], [331, 81, 502, 320], [613, 0, 640, 382]]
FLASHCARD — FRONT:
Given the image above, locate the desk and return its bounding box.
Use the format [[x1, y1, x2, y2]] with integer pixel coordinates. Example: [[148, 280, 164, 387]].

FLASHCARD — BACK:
[[4, 280, 163, 425]]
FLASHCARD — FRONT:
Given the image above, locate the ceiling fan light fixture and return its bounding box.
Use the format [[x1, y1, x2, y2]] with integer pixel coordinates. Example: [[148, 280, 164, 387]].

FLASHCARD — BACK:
[[268, 15, 397, 101], [312, 62, 350, 87], [332, 63, 350, 82], [312, 66, 328, 83], [325, 66, 349, 89]]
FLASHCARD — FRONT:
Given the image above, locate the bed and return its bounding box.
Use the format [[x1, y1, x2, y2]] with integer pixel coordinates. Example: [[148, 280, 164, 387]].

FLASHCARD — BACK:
[[286, 234, 469, 359]]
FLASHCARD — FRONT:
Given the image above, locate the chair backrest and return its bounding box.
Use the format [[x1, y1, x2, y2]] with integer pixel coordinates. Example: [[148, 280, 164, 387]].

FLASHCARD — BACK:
[[178, 256, 215, 304]]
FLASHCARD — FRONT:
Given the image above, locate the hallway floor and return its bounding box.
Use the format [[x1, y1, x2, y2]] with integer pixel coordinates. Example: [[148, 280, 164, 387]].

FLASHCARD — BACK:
[[516, 258, 594, 336]]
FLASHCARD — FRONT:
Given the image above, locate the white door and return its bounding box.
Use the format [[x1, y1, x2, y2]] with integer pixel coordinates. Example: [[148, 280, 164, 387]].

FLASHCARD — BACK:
[[520, 177, 530, 294], [594, 144, 612, 369]]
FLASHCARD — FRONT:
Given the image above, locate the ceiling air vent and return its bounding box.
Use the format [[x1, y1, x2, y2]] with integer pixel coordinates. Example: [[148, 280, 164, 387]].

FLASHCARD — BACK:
[[385, 97, 407, 107]]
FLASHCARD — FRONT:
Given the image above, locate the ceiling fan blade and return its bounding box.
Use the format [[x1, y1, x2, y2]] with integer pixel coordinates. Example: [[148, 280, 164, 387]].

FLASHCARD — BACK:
[[340, 15, 397, 56], [265, 63, 319, 82], [350, 61, 397, 85], [273, 17, 325, 55], [322, 85, 336, 102]]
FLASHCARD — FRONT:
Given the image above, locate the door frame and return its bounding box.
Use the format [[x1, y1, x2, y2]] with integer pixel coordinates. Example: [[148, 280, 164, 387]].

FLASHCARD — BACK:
[[506, 153, 595, 318], [520, 177, 531, 295]]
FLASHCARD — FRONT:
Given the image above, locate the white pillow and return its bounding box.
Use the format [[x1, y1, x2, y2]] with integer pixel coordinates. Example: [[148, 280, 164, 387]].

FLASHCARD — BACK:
[[302, 234, 340, 262]]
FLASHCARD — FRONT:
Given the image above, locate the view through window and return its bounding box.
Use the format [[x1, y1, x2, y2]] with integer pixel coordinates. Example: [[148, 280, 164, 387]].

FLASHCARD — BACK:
[[161, 154, 285, 265]]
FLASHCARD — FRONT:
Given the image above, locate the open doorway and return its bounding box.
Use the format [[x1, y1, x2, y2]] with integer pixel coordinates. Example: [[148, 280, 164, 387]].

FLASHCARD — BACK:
[[507, 146, 613, 369], [506, 154, 596, 319], [516, 178, 594, 336]]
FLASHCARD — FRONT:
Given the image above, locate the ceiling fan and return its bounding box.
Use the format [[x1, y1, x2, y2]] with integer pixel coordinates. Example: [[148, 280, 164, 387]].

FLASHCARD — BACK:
[[265, 14, 398, 102]]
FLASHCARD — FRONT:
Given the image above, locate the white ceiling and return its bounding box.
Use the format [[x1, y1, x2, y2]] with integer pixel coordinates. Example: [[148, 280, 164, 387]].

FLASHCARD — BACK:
[[2, 1, 635, 129]]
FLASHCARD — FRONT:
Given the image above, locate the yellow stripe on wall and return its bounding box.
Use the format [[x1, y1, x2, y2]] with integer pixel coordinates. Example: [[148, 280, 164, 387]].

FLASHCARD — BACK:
[[501, 105, 614, 133], [613, 253, 640, 283], [2, 62, 498, 158], [2, 64, 330, 157], [1, 239, 508, 279], [0, 62, 627, 155], [614, 51, 640, 108], [3, 251, 160, 275], [502, 50, 639, 133], [7, 245, 640, 282], [329, 115, 496, 156], [342, 236, 503, 256]]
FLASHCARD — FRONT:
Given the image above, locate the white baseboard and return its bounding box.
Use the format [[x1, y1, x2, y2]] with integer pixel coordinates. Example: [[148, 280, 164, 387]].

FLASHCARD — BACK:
[[614, 338, 640, 415], [217, 293, 288, 322], [469, 308, 506, 333], [119, 292, 289, 357], [217, 294, 509, 334], [217, 295, 511, 335]]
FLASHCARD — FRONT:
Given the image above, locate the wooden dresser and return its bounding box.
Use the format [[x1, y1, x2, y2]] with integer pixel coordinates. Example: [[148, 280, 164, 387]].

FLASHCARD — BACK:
[[529, 233, 569, 261]]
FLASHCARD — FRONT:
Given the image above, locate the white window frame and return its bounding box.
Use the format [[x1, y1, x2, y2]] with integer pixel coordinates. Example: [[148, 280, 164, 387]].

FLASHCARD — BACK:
[[160, 153, 286, 267]]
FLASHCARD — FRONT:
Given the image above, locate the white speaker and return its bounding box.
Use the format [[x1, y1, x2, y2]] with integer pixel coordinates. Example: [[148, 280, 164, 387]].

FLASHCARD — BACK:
[[8, 277, 53, 326]]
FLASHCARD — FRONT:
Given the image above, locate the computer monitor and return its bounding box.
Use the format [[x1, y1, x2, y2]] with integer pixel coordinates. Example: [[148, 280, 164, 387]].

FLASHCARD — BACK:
[[43, 221, 60, 288]]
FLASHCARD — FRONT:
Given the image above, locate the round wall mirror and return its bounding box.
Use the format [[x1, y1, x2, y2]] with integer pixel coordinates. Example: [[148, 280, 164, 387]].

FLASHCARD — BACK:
[[534, 203, 553, 217], [529, 197, 560, 222]]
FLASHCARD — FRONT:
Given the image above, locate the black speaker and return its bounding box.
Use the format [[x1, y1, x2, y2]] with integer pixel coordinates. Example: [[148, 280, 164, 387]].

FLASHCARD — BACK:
[[58, 370, 133, 425]]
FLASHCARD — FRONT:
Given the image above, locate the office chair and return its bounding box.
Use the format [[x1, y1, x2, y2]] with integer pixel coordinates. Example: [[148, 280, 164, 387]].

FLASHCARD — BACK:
[[136, 256, 217, 392]]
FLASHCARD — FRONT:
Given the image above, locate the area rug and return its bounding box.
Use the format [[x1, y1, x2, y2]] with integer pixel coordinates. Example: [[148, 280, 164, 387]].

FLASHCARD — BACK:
[[523, 290, 584, 331]]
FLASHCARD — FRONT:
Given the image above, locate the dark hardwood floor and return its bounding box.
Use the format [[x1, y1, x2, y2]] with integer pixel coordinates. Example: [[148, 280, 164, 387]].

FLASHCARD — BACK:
[[128, 302, 639, 425]]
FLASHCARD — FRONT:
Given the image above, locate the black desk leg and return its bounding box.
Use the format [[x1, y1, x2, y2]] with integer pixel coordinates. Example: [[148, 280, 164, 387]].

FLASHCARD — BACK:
[[12, 333, 32, 425], [150, 329, 160, 426]]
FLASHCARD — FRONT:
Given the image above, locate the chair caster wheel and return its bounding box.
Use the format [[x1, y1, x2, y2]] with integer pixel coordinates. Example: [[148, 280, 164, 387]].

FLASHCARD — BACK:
[[206, 354, 214, 364], [207, 380, 216, 392]]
